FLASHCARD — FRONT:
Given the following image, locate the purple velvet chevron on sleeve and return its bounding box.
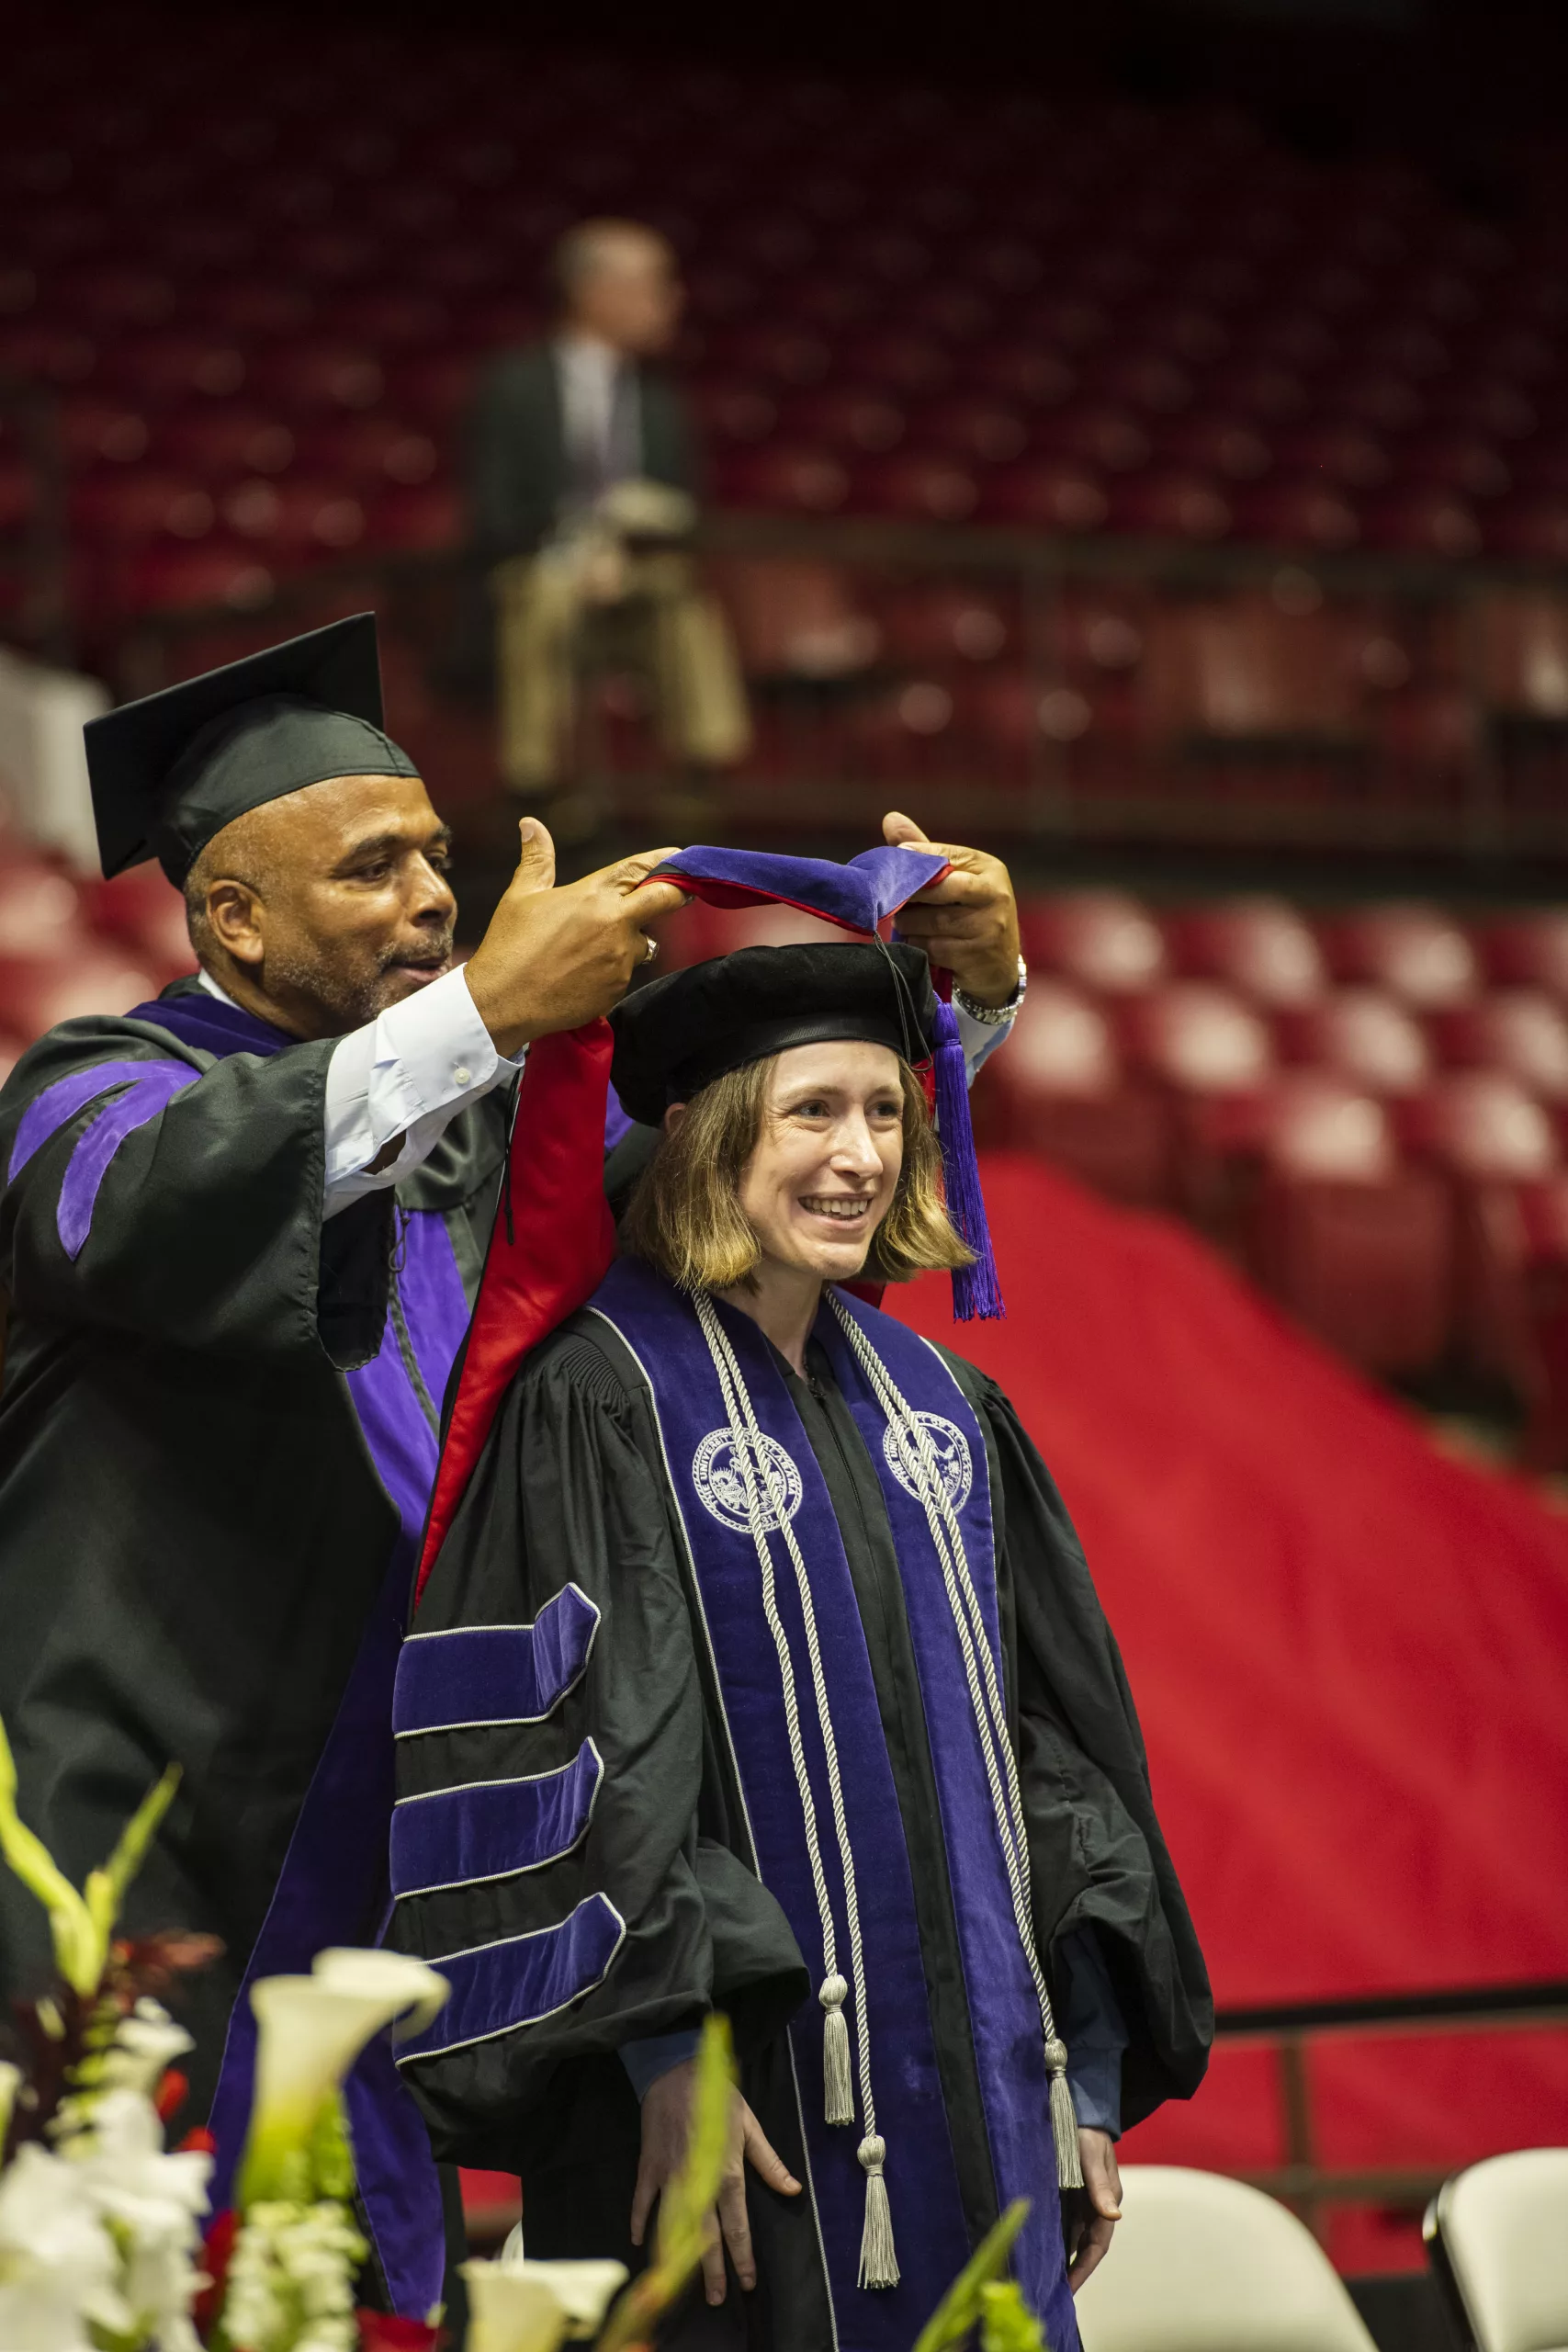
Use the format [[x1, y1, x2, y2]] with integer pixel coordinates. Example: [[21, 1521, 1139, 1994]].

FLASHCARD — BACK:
[[389, 1739, 604, 1897], [6, 1057, 200, 1261], [392, 1583, 601, 1736], [394, 1892, 626, 2064]]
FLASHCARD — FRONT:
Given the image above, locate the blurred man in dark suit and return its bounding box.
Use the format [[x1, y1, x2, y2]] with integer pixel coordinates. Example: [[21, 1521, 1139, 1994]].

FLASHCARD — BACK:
[[468, 220, 750, 804]]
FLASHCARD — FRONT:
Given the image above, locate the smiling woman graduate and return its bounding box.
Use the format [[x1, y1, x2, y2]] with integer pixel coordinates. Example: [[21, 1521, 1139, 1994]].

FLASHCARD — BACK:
[[389, 857, 1212, 2352]]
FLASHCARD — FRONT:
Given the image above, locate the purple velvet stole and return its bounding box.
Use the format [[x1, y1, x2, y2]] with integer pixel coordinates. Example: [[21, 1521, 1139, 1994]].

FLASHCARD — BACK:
[[586, 1259, 1077, 2352], [118, 991, 461, 2319]]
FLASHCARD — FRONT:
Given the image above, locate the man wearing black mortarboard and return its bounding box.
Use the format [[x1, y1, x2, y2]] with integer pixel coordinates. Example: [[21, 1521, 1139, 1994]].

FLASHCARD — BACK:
[[0, 616, 1030, 2318]]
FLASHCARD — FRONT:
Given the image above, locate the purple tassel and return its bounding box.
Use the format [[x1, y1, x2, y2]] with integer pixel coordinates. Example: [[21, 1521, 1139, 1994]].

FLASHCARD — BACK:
[[931, 998, 1005, 1321]]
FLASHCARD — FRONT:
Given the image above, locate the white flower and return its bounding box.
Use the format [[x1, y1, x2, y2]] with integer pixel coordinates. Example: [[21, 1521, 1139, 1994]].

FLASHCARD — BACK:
[[64, 2086, 212, 2347], [0, 2140, 124, 2352], [463, 2254, 628, 2352], [240, 1950, 447, 2206], [224, 2199, 367, 2352], [99, 1999, 195, 2100]]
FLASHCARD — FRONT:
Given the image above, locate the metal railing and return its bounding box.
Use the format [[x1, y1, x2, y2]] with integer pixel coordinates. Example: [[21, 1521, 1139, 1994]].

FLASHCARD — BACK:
[[1211, 1978, 1568, 2237], [74, 511, 1568, 869]]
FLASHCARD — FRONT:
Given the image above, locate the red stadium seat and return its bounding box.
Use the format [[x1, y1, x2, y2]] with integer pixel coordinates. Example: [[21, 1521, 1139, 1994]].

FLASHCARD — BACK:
[[781, 387, 906, 455], [908, 395, 1029, 466], [154, 407, 297, 477], [1245, 1073, 1454, 1372], [1318, 906, 1481, 1007], [1116, 980, 1275, 1096], [1165, 899, 1328, 1006], [291, 418, 439, 487], [1272, 422, 1391, 488], [71, 469, 216, 545], [102, 331, 247, 402], [1395, 1071, 1562, 1376], [1480, 911, 1568, 997], [1274, 989, 1435, 1094], [852, 453, 979, 524], [1032, 402, 1151, 473], [1020, 891, 1169, 996], [715, 445, 851, 515], [963, 345, 1076, 408], [245, 343, 384, 414], [1399, 429, 1512, 498], [367, 481, 462, 551], [0, 858, 85, 956], [978, 979, 1173, 1204], [1360, 486, 1483, 560], [706, 557, 881, 680], [1429, 992, 1568, 1102], [1115, 979, 1278, 1230], [117, 537, 275, 616], [685, 379, 780, 450], [877, 585, 1012, 666], [0, 947, 160, 1036], [1231, 477, 1360, 549], [1474, 594, 1568, 717], [220, 477, 367, 556], [1155, 413, 1271, 481], [1483, 495, 1568, 562], [58, 393, 150, 468], [1107, 469, 1232, 541], [82, 865, 193, 983], [978, 458, 1109, 532]]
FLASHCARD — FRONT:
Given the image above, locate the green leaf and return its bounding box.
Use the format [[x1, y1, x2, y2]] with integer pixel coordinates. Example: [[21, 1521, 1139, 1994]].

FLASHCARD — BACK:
[[979, 2279, 1049, 2352], [911, 2199, 1032, 2352], [0, 1710, 97, 1993], [85, 1763, 181, 1956]]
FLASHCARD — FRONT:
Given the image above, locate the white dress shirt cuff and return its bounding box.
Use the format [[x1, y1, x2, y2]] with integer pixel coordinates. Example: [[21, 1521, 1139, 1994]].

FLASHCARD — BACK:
[[955, 995, 1019, 1083], [323, 967, 517, 1202]]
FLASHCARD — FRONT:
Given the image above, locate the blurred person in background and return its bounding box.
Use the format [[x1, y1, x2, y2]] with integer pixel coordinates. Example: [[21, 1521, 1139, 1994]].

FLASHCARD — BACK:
[[467, 219, 750, 812]]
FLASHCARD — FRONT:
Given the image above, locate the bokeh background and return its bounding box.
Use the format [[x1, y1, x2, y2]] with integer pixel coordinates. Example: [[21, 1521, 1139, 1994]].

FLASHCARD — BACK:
[[3, 0, 1567, 2338]]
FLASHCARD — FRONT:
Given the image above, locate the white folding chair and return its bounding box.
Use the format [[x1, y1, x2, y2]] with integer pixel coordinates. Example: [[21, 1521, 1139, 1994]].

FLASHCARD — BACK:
[[1426, 2149, 1568, 2352], [1076, 2165, 1380, 2352]]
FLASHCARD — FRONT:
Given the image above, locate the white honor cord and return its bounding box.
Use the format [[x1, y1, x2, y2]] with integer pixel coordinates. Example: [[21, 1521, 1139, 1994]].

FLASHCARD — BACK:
[[694, 1295, 898, 2288], [829, 1298, 1084, 2190]]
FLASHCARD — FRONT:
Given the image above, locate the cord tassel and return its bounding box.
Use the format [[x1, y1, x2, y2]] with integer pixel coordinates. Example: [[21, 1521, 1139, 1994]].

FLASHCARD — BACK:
[[1046, 2040, 1083, 2190], [820, 1973, 854, 2126], [857, 2136, 899, 2289]]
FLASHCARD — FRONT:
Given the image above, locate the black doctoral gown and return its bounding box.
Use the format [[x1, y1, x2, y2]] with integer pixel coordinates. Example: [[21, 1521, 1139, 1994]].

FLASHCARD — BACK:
[[390, 1298, 1211, 2348], [0, 978, 508, 2121]]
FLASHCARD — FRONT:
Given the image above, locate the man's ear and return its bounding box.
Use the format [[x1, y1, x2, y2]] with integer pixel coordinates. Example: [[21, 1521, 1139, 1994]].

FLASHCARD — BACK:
[[205, 878, 265, 969], [663, 1102, 688, 1138]]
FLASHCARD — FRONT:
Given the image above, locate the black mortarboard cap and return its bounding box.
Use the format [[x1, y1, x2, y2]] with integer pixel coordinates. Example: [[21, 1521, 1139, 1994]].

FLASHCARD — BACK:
[[610, 942, 938, 1125], [85, 612, 419, 885]]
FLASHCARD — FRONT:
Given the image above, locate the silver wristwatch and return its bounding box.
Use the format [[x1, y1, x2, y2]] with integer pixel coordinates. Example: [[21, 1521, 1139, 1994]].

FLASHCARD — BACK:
[[953, 956, 1027, 1028]]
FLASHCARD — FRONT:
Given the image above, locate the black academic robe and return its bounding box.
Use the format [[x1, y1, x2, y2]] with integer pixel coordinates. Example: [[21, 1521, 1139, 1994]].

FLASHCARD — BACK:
[[0, 978, 507, 2131], [390, 1291, 1211, 2348]]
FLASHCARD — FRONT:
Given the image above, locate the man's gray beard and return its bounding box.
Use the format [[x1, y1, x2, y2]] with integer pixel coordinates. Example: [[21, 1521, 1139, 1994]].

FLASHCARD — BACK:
[[266, 932, 456, 1035]]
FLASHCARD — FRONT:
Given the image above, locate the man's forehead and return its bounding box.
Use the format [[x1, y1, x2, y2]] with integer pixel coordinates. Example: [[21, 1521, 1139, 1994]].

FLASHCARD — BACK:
[[271, 769, 438, 836], [208, 769, 438, 869]]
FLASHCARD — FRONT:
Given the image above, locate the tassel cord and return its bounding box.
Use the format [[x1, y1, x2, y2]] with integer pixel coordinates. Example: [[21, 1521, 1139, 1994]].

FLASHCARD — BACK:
[[830, 1299, 1082, 2189], [695, 1297, 880, 2148], [692, 1299, 844, 2059]]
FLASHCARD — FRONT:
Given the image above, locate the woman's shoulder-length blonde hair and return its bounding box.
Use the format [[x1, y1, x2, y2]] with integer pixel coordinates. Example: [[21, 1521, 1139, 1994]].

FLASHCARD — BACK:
[[619, 1049, 973, 1295]]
